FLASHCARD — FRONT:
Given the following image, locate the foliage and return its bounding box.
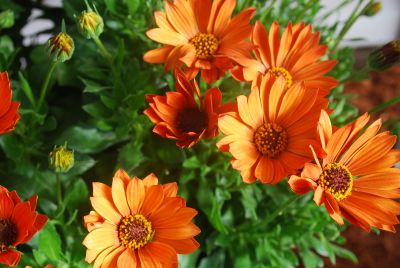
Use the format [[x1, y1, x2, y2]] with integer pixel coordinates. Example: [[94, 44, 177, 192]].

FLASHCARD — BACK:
[[0, 0, 397, 267]]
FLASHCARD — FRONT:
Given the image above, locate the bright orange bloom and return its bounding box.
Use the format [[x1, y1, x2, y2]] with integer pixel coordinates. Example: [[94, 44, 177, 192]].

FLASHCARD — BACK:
[[144, 0, 255, 84], [0, 186, 48, 267], [217, 74, 328, 184], [289, 111, 400, 232], [83, 169, 200, 268], [0, 72, 20, 134], [144, 70, 222, 148], [231, 21, 338, 96]]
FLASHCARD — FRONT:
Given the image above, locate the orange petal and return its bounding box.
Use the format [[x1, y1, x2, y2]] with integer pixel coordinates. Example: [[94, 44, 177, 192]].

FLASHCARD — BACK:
[[155, 223, 200, 240], [111, 175, 130, 216], [144, 242, 178, 266], [127, 178, 145, 214], [143, 173, 159, 187], [144, 46, 174, 64], [146, 28, 188, 46], [90, 197, 121, 224], [117, 249, 137, 268], [83, 227, 119, 250], [313, 186, 325, 206], [141, 185, 165, 217], [163, 182, 178, 197], [255, 156, 274, 184], [92, 246, 119, 268], [288, 175, 317, 194]]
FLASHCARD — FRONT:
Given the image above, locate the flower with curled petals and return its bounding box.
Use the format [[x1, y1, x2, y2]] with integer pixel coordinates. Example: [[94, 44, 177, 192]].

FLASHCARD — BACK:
[[144, 69, 223, 148], [0, 72, 20, 135], [231, 21, 338, 96], [144, 0, 255, 84], [217, 74, 328, 184], [0, 185, 48, 267], [289, 110, 400, 232], [83, 169, 200, 268]]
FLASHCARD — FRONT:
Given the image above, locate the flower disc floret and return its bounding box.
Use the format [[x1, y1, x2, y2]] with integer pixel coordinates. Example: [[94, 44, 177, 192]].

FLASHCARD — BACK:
[[254, 122, 288, 158], [318, 162, 353, 201], [118, 214, 153, 250], [190, 33, 219, 59], [269, 67, 293, 88]]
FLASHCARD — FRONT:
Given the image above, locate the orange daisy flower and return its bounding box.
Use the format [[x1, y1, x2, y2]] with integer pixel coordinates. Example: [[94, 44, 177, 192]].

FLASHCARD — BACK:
[[0, 72, 20, 134], [289, 110, 400, 232], [0, 185, 48, 267], [143, 0, 256, 84], [144, 70, 222, 148], [217, 74, 328, 184], [231, 21, 338, 96], [83, 169, 200, 268]]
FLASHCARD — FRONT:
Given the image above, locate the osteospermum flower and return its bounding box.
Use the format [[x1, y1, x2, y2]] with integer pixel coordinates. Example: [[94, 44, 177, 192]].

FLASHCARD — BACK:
[[0, 186, 48, 267], [145, 70, 222, 148], [144, 0, 256, 84], [217, 74, 328, 184], [0, 72, 20, 135], [83, 169, 200, 268], [232, 21, 338, 96], [289, 111, 400, 232]]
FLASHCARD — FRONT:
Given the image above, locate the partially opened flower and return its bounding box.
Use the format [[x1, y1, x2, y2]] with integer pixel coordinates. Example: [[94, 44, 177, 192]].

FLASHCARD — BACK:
[[217, 74, 328, 184], [83, 169, 200, 268], [232, 21, 338, 96], [0, 186, 48, 267], [144, 0, 255, 84], [145, 69, 222, 148], [289, 111, 400, 232], [0, 72, 20, 135]]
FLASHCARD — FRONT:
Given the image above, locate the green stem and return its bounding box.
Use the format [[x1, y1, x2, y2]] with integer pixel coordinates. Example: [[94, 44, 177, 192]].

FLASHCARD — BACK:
[[36, 61, 58, 112], [330, 0, 371, 56], [263, 195, 301, 225], [56, 173, 63, 206], [368, 96, 400, 114], [92, 36, 126, 95]]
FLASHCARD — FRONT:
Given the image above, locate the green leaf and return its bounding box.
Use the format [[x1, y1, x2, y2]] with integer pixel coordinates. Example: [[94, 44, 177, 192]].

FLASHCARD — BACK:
[[331, 244, 358, 264], [57, 126, 117, 154], [38, 222, 62, 261], [64, 179, 89, 212], [117, 139, 144, 173]]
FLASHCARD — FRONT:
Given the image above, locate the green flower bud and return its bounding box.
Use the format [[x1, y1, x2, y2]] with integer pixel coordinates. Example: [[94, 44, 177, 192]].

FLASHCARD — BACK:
[[50, 143, 74, 173], [78, 10, 104, 39], [364, 2, 381, 17], [48, 32, 74, 62], [0, 10, 15, 30], [368, 40, 400, 71]]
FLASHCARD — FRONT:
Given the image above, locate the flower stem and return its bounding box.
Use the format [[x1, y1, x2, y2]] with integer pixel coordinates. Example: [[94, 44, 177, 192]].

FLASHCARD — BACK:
[[264, 195, 301, 225], [36, 61, 58, 112], [330, 0, 373, 56], [56, 172, 63, 206], [92, 36, 126, 96]]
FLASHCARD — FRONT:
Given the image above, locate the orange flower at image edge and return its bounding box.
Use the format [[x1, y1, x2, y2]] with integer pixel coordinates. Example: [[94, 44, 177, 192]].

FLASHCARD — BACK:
[[144, 0, 255, 84], [145, 70, 223, 148], [83, 169, 200, 268], [232, 21, 338, 96], [289, 110, 400, 232], [0, 186, 48, 267], [0, 72, 20, 134], [217, 74, 328, 184]]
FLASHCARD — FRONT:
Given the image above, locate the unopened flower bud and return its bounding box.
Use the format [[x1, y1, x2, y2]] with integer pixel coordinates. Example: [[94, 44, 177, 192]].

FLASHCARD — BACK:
[[364, 2, 381, 17], [50, 143, 74, 173], [368, 40, 400, 71], [0, 10, 14, 30], [78, 10, 104, 39], [48, 32, 74, 62]]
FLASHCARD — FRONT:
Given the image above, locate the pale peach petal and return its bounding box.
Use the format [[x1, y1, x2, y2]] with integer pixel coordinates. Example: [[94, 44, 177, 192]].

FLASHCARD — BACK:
[[143, 173, 159, 187], [112, 176, 130, 216], [83, 227, 119, 250], [117, 249, 137, 268], [90, 197, 121, 224], [146, 28, 188, 46]]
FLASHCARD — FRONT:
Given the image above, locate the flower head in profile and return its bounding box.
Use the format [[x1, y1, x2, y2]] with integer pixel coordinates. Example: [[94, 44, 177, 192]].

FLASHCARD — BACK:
[[217, 74, 328, 184], [77, 2, 104, 39], [289, 111, 400, 232], [232, 21, 338, 96], [0, 72, 20, 135], [83, 169, 200, 267], [0, 186, 48, 267], [144, 0, 256, 84], [145, 69, 222, 148], [48, 32, 74, 62]]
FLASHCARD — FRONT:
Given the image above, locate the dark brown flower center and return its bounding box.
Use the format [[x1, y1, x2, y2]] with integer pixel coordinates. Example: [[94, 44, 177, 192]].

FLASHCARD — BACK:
[[118, 214, 153, 250], [318, 162, 353, 201], [254, 122, 288, 158], [190, 33, 219, 59], [176, 108, 208, 134], [0, 219, 17, 252]]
